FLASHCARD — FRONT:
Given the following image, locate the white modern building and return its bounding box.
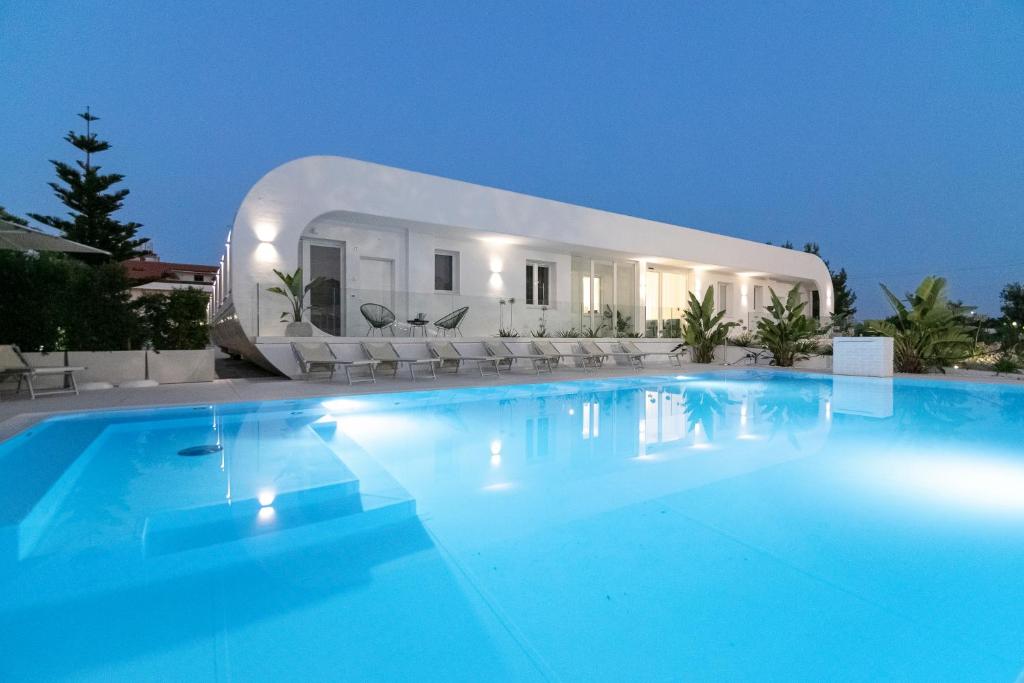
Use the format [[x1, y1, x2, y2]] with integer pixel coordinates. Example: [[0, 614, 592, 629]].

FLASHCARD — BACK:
[[210, 156, 832, 374]]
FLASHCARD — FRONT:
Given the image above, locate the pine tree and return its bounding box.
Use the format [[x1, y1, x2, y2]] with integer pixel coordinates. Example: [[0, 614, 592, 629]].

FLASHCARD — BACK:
[[29, 109, 149, 260], [0, 205, 29, 225]]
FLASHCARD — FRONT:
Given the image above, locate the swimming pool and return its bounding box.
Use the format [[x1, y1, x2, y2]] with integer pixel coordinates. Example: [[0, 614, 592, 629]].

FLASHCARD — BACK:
[[1, 370, 1022, 681]]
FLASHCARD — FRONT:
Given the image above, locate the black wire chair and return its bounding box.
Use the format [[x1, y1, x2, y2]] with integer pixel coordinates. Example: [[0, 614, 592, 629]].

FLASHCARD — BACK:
[[359, 303, 397, 336], [433, 306, 469, 337]]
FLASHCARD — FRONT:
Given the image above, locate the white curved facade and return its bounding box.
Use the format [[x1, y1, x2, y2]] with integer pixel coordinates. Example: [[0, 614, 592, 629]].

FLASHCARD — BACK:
[[210, 156, 832, 369]]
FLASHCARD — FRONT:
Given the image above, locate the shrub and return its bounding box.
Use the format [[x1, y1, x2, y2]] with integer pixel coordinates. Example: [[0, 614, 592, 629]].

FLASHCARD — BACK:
[[682, 288, 737, 363], [0, 251, 138, 351], [756, 285, 823, 367], [730, 330, 760, 348], [992, 354, 1021, 375], [138, 288, 210, 350]]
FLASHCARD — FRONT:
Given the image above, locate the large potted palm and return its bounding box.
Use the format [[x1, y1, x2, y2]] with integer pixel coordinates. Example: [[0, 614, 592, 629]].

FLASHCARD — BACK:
[[682, 288, 737, 362], [267, 268, 325, 337]]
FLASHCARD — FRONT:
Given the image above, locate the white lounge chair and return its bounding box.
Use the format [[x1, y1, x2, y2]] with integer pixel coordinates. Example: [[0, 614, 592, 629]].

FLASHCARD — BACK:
[[427, 340, 500, 377], [618, 340, 689, 367], [0, 345, 84, 400], [531, 340, 601, 371], [362, 341, 441, 380], [483, 340, 552, 374], [292, 342, 378, 385], [575, 340, 610, 368]]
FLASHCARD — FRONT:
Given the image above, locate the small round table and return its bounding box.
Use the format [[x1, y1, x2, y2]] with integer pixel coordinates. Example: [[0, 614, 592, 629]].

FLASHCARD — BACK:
[[407, 319, 429, 337]]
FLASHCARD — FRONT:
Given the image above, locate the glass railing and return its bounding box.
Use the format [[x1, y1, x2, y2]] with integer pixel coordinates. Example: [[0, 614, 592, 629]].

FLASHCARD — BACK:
[[243, 283, 653, 338]]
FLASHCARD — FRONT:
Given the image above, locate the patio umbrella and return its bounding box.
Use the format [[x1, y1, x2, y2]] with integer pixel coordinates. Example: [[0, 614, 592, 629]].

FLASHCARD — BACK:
[[0, 218, 110, 256]]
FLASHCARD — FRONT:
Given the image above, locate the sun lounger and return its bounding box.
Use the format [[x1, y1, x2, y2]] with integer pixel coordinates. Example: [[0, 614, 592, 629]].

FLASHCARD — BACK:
[[483, 340, 552, 374], [618, 339, 689, 367], [575, 339, 610, 368], [428, 340, 500, 377], [362, 341, 441, 380], [531, 340, 602, 371], [0, 345, 84, 399], [292, 342, 378, 385]]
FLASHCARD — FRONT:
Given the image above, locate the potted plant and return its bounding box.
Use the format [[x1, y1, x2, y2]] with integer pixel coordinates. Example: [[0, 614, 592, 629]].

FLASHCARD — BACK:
[[266, 268, 324, 337]]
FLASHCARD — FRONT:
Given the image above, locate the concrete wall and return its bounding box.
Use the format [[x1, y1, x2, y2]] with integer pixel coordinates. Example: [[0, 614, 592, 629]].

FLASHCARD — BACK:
[[11, 350, 214, 390]]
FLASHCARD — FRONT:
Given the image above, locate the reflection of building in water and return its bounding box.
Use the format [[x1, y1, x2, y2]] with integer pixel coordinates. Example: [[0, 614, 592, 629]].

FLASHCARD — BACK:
[[831, 376, 894, 418]]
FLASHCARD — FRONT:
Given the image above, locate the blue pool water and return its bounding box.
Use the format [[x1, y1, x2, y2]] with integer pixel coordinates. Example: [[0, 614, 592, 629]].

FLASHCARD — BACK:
[[1, 370, 1023, 681]]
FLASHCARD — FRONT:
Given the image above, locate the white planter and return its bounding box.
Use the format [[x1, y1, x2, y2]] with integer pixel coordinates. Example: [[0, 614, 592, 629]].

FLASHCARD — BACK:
[[833, 337, 893, 377], [68, 351, 148, 385], [147, 349, 215, 384]]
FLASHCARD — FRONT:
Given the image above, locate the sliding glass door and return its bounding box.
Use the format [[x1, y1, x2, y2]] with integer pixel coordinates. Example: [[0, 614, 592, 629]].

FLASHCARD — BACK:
[[302, 239, 345, 336], [644, 269, 687, 337]]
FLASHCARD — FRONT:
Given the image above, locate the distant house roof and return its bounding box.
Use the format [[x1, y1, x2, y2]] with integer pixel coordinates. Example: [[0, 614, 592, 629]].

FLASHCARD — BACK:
[[123, 259, 218, 282], [0, 219, 111, 256]]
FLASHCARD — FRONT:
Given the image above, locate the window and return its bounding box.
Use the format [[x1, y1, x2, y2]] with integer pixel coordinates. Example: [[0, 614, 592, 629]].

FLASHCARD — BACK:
[[582, 276, 600, 313], [717, 282, 732, 315], [434, 251, 458, 292], [193, 274, 204, 282], [752, 285, 764, 311], [526, 261, 551, 306], [811, 290, 820, 319]]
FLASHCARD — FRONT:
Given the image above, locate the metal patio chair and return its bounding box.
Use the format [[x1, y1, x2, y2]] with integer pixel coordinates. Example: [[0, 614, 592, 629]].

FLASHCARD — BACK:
[[360, 303, 397, 336], [433, 306, 469, 337]]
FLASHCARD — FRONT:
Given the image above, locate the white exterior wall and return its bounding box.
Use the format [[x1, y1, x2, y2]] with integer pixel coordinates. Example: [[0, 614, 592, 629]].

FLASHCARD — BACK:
[[212, 156, 832, 346]]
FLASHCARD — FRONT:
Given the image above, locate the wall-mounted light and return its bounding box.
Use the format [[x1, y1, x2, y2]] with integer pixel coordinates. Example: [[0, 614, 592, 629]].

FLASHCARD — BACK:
[[255, 242, 279, 263], [488, 257, 504, 290], [254, 221, 278, 243]]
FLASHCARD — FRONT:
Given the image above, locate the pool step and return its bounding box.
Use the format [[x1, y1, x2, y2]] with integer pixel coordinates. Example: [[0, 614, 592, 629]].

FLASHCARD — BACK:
[[142, 478, 414, 556]]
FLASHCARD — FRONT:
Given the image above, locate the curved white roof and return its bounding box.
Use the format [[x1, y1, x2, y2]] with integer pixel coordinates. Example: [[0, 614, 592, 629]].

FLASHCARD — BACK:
[[233, 155, 829, 283]]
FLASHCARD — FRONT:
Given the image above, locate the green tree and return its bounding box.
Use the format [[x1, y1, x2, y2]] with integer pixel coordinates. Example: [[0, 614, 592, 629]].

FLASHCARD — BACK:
[[757, 284, 823, 367], [138, 288, 210, 350], [0, 251, 139, 351], [1001, 282, 1024, 323], [770, 241, 858, 330], [681, 287, 737, 363], [868, 276, 973, 373], [0, 251, 71, 349], [0, 205, 28, 226], [802, 242, 857, 330], [29, 109, 149, 260], [61, 261, 140, 350]]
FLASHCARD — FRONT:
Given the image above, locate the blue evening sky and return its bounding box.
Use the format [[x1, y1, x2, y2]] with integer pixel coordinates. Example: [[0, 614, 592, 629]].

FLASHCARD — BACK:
[[2, 1, 1021, 317]]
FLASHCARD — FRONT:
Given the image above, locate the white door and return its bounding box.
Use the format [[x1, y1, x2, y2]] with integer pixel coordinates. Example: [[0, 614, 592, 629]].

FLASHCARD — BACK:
[[360, 257, 394, 310]]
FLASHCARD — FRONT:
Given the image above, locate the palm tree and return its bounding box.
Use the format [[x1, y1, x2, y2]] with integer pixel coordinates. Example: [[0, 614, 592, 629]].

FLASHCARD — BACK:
[[868, 276, 973, 373]]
